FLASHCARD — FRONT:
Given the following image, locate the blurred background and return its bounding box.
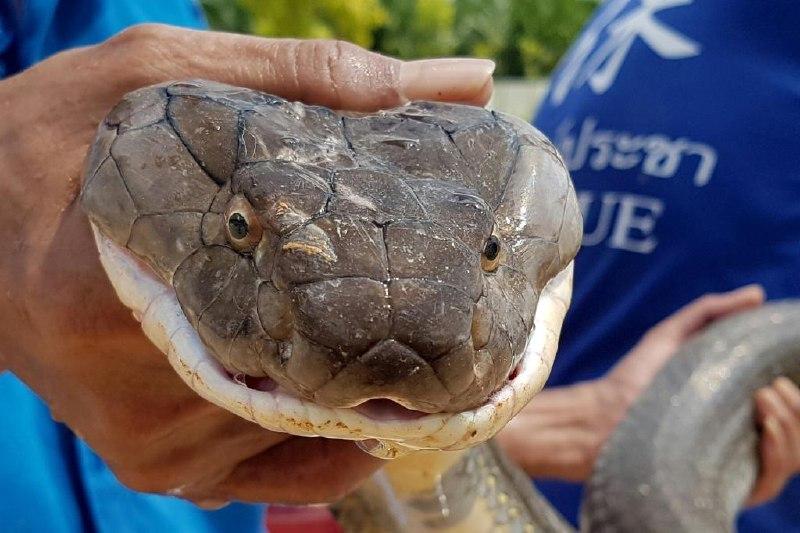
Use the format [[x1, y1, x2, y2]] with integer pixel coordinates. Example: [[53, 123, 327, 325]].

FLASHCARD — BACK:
[[199, 0, 600, 120]]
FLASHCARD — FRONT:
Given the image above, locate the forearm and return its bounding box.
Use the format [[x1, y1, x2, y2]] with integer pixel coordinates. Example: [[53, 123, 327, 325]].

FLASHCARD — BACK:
[[499, 380, 622, 481]]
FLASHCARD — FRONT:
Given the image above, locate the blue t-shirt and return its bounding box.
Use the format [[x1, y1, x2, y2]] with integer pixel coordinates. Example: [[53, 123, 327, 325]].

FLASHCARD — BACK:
[[532, 0, 800, 530], [0, 1, 265, 531]]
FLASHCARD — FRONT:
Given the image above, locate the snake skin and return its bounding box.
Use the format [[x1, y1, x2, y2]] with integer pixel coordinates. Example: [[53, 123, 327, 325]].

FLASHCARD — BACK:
[[582, 301, 800, 532]]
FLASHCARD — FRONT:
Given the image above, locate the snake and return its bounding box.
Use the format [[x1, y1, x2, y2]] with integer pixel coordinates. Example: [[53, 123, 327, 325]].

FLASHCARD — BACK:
[[79, 79, 800, 532]]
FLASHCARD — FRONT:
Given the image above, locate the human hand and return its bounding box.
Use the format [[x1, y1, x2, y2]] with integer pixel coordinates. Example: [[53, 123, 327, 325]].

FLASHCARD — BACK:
[[0, 24, 494, 505], [748, 377, 800, 506], [602, 284, 765, 407], [607, 285, 800, 506], [499, 285, 765, 481]]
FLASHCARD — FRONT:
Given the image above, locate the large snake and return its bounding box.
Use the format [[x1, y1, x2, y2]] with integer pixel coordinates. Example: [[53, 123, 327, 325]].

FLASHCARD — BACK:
[[80, 80, 800, 532]]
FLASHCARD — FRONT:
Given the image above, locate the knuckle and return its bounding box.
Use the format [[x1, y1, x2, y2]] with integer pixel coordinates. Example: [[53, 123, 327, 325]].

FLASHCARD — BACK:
[[303, 478, 359, 505], [112, 464, 169, 494], [104, 23, 170, 49], [314, 39, 357, 61]]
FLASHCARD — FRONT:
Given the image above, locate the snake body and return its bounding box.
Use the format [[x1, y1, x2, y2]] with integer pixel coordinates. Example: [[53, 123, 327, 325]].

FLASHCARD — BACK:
[[80, 80, 799, 532]]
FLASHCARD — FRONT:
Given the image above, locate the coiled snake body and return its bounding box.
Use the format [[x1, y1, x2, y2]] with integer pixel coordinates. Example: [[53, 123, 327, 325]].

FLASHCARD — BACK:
[[81, 80, 800, 532]]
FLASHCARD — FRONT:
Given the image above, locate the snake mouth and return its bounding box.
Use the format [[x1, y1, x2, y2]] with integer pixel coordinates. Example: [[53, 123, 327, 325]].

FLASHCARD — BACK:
[[225, 371, 429, 420], [92, 224, 572, 452]]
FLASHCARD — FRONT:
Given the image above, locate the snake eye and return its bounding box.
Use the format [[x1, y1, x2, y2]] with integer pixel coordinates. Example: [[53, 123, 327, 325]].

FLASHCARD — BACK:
[[225, 195, 263, 252], [481, 235, 501, 272], [228, 213, 249, 239]]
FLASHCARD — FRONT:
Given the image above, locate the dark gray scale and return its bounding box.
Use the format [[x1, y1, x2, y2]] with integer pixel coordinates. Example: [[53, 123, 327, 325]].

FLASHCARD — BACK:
[[256, 281, 293, 341], [495, 139, 571, 242], [448, 119, 519, 209], [274, 214, 389, 288], [166, 79, 286, 109], [313, 339, 452, 413], [81, 155, 138, 245], [106, 85, 168, 134], [384, 221, 481, 300], [167, 95, 239, 185], [343, 114, 473, 181], [192, 254, 270, 376], [173, 246, 240, 330], [396, 101, 491, 132], [430, 341, 479, 400], [111, 122, 219, 214], [200, 212, 227, 246], [508, 237, 563, 292], [291, 277, 391, 355], [329, 168, 427, 224], [233, 161, 331, 232], [284, 333, 346, 395], [127, 212, 204, 281], [238, 102, 352, 168], [403, 180, 494, 251], [388, 278, 474, 361]]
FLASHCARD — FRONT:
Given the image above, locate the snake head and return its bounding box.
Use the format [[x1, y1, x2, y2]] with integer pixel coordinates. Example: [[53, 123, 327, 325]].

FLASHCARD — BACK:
[[81, 80, 581, 415]]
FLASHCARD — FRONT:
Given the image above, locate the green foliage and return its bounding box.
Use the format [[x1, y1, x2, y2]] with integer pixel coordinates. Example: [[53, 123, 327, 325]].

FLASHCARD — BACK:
[[200, 0, 600, 77], [239, 0, 387, 48], [508, 0, 600, 77], [200, 0, 250, 34], [374, 0, 456, 59]]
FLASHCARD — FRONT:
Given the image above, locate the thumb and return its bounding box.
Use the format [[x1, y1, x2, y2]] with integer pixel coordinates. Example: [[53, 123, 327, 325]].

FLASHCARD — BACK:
[[659, 284, 765, 340], [102, 25, 495, 111]]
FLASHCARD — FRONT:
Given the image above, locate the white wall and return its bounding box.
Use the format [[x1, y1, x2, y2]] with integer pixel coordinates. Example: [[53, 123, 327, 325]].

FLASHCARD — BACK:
[[488, 78, 549, 121]]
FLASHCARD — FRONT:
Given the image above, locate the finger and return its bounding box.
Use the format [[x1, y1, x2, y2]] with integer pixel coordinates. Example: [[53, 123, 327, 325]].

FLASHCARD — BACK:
[[211, 437, 385, 504], [768, 378, 800, 465], [660, 284, 764, 339], [758, 385, 800, 446], [194, 499, 231, 511], [772, 377, 800, 419], [749, 387, 794, 506], [748, 414, 790, 506], [153, 415, 290, 490], [103, 25, 495, 110]]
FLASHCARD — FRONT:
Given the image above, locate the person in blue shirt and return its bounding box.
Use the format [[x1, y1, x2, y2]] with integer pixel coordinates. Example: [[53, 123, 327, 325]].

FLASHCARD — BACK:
[[499, 0, 800, 530], [0, 1, 495, 531]]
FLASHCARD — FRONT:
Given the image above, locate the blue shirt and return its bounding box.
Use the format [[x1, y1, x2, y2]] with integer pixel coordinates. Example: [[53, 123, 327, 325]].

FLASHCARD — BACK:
[[0, 1, 265, 531], [532, 0, 800, 530]]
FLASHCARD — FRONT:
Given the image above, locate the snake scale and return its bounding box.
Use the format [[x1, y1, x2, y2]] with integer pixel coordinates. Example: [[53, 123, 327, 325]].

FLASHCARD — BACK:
[[80, 80, 800, 532]]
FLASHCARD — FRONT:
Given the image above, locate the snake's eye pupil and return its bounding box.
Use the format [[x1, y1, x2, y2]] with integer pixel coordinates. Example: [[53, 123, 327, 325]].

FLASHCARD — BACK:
[[228, 213, 249, 240], [483, 236, 500, 261]]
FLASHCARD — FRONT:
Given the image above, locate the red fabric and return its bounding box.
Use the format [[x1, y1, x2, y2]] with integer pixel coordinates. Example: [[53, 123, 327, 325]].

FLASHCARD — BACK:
[[266, 506, 342, 533]]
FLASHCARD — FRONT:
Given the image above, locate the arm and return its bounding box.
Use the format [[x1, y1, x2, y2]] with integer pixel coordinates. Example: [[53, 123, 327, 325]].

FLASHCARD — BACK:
[[499, 379, 621, 481], [0, 25, 494, 506]]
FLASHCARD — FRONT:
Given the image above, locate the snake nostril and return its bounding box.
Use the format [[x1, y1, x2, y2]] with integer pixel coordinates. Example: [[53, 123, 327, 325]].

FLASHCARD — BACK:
[[227, 371, 277, 392]]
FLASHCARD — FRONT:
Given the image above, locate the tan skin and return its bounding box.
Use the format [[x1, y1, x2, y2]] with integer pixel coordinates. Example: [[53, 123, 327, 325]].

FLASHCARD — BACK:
[[0, 24, 796, 510]]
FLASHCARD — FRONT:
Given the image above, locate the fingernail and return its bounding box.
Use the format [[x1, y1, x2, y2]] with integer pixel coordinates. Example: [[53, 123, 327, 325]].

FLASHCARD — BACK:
[[195, 499, 231, 511], [399, 58, 495, 103], [738, 283, 766, 299]]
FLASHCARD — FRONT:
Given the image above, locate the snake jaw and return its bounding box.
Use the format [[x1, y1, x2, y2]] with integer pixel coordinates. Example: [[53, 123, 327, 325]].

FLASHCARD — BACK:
[[92, 223, 573, 452]]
